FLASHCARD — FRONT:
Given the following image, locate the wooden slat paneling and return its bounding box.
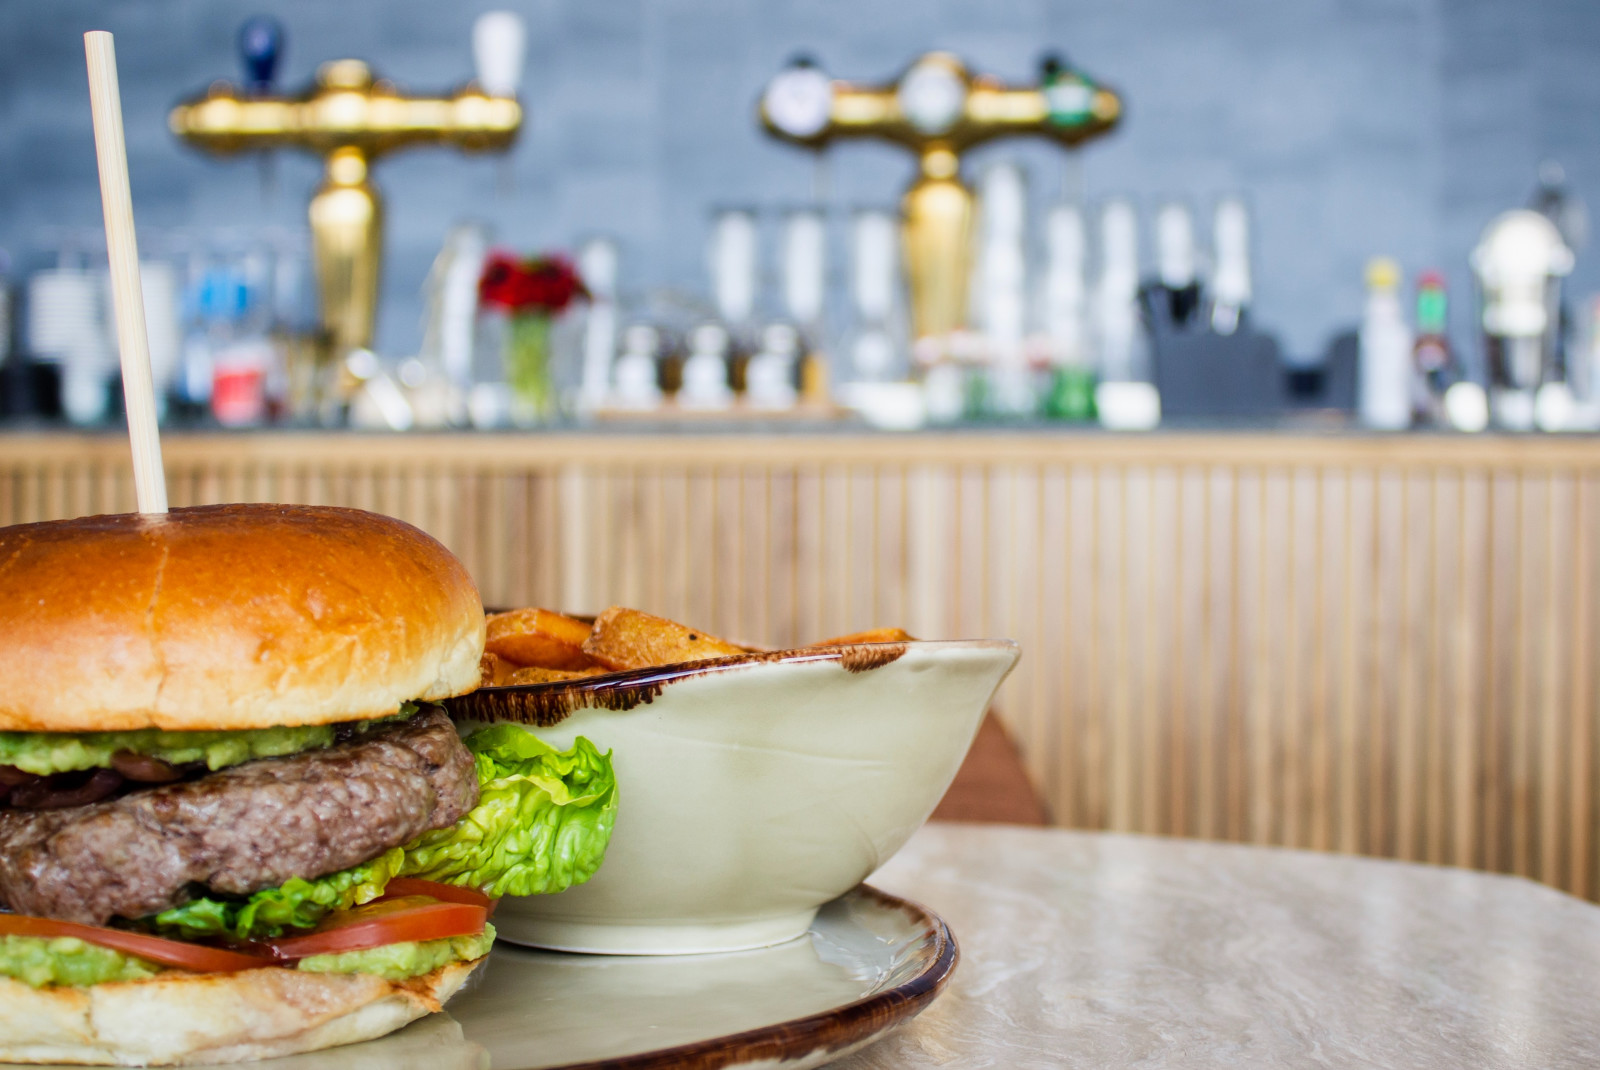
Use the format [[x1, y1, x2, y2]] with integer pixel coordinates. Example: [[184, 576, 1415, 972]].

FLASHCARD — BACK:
[[5, 430, 1600, 901]]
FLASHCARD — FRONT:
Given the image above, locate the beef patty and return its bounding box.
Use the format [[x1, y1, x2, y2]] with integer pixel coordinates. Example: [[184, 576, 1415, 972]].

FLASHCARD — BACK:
[[0, 707, 478, 925]]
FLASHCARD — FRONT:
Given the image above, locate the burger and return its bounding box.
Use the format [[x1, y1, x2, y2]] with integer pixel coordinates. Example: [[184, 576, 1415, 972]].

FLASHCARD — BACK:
[[0, 504, 617, 1066]]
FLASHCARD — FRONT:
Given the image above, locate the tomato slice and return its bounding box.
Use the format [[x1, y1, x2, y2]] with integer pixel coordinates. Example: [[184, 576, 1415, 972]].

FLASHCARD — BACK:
[[264, 901, 487, 962], [0, 914, 269, 973], [377, 878, 494, 911]]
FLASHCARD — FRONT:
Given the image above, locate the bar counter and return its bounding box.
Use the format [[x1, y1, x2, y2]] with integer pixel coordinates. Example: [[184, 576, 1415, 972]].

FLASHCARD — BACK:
[[3, 428, 1596, 901]]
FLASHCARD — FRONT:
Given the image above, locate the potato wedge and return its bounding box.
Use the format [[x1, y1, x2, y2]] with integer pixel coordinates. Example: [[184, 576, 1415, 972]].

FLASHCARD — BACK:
[[479, 651, 516, 686], [504, 665, 606, 685], [582, 606, 745, 671], [486, 608, 596, 670], [808, 627, 916, 646]]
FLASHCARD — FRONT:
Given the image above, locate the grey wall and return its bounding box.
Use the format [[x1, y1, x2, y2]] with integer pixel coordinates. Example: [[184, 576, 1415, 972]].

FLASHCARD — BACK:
[[1, 0, 1597, 364]]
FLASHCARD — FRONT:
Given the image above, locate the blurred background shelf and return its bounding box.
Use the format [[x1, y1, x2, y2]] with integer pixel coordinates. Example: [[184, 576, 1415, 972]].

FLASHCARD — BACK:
[[3, 428, 1597, 901]]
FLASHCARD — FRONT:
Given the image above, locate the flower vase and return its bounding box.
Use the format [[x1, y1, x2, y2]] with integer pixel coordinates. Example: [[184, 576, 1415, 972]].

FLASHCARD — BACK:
[[505, 312, 553, 424]]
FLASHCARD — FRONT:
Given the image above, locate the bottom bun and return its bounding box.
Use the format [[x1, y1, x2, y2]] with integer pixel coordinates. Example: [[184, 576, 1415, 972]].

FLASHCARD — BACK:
[[0, 956, 486, 1067]]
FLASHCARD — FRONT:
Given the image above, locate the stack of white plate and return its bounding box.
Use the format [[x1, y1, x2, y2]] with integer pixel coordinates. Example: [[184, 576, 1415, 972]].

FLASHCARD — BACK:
[[27, 269, 110, 424], [27, 269, 104, 362], [29, 263, 183, 424]]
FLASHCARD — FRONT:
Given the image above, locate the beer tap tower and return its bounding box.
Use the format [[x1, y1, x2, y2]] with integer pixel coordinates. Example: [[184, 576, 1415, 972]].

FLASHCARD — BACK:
[[169, 13, 526, 358], [759, 52, 1121, 343]]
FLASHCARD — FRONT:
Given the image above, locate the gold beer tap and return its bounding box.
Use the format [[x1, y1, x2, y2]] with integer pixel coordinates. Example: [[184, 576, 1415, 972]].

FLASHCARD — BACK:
[[169, 13, 525, 358], [760, 52, 1121, 341]]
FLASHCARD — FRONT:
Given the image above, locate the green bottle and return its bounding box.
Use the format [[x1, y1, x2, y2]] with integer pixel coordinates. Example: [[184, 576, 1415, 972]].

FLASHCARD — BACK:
[[1045, 364, 1097, 422]]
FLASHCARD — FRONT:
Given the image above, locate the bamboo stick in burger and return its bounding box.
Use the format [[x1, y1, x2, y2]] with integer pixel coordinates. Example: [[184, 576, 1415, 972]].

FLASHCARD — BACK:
[[84, 30, 167, 514]]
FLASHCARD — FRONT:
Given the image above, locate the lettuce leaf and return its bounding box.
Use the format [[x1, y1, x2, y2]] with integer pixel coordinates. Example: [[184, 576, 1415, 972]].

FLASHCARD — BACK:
[[400, 725, 617, 898], [151, 850, 404, 940], [149, 726, 616, 941]]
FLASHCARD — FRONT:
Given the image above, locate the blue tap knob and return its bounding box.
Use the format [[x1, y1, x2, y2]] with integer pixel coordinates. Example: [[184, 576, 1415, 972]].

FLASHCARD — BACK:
[[237, 16, 283, 94]]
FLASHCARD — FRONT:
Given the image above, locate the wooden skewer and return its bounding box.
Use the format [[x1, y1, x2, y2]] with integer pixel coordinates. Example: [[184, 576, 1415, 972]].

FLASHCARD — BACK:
[[84, 30, 167, 515]]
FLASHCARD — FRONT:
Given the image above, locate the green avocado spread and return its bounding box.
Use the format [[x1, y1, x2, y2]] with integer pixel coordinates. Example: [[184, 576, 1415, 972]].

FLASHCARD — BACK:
[[0, 935, 165, 988], [295, 925, 496, 982], [0, 725, 336, 777], [0, 705, 419, 776]]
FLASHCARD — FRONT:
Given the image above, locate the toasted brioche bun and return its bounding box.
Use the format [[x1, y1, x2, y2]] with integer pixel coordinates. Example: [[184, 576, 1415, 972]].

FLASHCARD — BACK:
[[0, 504, 485, 732], [0, 956, 485, 1066]]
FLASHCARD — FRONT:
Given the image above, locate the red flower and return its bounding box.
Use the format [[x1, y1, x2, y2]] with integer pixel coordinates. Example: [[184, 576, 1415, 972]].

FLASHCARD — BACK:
[[479, 251, 590, 315]]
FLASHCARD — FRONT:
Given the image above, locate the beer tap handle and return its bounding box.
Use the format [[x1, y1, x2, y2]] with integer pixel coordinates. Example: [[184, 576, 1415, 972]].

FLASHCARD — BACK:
[[473, 11, 525, 97], [473, 12, 524, 194], [237, 16, 283, 95], [237, 17, 283, 201]]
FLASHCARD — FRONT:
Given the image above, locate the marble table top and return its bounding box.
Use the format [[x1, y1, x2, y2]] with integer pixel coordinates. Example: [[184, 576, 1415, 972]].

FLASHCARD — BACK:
[[836, 823, 1600, 1069]]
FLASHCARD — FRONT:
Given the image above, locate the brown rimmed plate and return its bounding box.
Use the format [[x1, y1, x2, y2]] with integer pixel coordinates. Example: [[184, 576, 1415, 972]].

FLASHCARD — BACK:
[[451, 884, 955, 1070], [126, 884, 956, 1070]]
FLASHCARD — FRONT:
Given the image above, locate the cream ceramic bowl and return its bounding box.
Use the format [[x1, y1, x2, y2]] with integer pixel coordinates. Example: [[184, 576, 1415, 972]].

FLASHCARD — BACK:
[[450, 639, 1018, 955]]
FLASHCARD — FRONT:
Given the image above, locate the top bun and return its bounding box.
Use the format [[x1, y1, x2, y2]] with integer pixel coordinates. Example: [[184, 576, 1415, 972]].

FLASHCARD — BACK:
[[0, 504, 485, 732]]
